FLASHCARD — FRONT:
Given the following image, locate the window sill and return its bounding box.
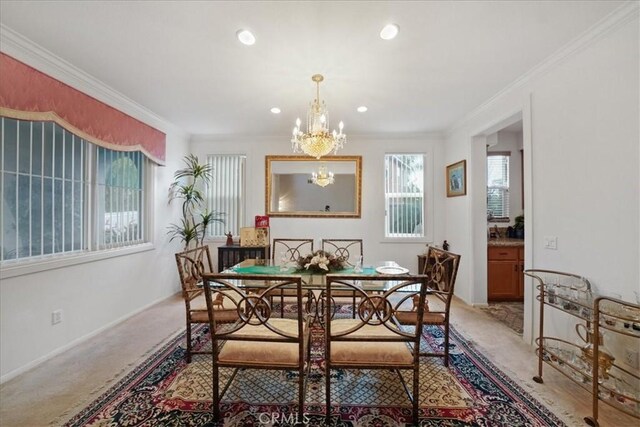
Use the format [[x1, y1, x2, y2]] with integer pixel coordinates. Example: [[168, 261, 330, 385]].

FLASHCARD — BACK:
[[488, 218, 510, 223], [380, 238, 432, 244], [0, 242, 155, 279]]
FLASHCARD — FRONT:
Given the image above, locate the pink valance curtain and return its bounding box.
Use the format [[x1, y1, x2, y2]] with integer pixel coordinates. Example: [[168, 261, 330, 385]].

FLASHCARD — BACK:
[[0, 53, 166, 165]]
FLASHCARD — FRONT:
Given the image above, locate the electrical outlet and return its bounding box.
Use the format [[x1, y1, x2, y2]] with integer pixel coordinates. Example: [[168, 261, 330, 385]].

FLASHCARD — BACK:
[[51, 309, 63, 325], [624, 348, 639, 369]]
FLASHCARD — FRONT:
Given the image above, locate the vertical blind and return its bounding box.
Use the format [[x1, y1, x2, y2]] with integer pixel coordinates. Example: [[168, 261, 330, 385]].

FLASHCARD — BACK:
[[384, 154, 424, 238], [208, 154, 246, 237], [487, 154, 510, 219]]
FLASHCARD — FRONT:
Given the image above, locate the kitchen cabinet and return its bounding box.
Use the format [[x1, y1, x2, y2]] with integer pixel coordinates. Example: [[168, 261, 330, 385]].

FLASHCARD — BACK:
[[488, 245, 524, 301]]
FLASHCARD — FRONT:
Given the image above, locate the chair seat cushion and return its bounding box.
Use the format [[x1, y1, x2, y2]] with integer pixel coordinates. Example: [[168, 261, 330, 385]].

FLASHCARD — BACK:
[[190, 309, 239, 323], [189, 293, 240, 323], [190, 293, 239, 310], [329, 319, 413, 366], [394, 310, 446, 325], [218, 318, 307, 368]]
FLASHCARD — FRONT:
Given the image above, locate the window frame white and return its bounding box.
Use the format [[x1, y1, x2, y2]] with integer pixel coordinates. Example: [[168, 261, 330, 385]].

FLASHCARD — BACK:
[[487, 152, 510, 221], [382, 152, 432, 243], [0, 117, 154, 278]]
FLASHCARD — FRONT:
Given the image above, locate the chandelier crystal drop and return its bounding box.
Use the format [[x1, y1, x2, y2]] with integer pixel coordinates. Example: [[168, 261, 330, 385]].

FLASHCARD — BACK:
[[291, 74, 346, 159], [311, 164, 335, 187]]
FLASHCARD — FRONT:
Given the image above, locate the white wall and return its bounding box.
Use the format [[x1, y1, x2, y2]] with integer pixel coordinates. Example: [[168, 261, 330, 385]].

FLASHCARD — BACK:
[[191, 134, 447, 273], [445, 9, 639, 346], [0, 32, 191, 380], [0, 131, 188, 381]]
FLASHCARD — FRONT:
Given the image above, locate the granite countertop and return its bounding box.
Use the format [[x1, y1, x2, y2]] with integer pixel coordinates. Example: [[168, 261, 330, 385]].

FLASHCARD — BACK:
[[488, 238, 525, 247]]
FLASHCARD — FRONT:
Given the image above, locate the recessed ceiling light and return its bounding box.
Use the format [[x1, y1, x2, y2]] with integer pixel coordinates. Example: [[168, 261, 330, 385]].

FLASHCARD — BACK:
[[380, 23, 399, 40], [236, 29, 256, 46], [357, 106, 368, 113], [270, 107, 281, 114]]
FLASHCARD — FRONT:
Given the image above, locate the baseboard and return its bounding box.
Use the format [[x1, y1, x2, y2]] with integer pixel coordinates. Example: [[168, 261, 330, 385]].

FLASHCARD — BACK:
[[0, 292, 178, 384], [471, 303, 490, 308]]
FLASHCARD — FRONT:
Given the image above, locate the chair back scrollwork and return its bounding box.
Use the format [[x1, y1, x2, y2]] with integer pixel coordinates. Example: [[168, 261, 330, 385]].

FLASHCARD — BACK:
[[272, 238, 314, 261], [201, 274, 307, 339], [326, 275, 429, 340], [422, 246, 460, 294], [322, 239, 363, 267], [175, 246, 214, 299]]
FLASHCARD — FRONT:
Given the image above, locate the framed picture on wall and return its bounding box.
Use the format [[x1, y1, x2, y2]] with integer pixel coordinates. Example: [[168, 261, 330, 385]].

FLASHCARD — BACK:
[[446, 160, 467, 197]]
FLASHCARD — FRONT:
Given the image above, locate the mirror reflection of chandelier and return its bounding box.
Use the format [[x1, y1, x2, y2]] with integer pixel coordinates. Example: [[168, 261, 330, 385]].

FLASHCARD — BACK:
[[311, 164, 335, 187], [291, 74, 346, 159]]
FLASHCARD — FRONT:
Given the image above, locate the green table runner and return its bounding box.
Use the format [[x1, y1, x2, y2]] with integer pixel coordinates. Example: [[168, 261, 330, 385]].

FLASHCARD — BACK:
[[231, 265, 377, 276]]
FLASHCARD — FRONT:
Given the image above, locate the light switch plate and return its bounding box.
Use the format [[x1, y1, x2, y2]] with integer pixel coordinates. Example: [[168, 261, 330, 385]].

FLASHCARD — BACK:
[[544, 236, 557, 250], [52, 309, 63, 325]]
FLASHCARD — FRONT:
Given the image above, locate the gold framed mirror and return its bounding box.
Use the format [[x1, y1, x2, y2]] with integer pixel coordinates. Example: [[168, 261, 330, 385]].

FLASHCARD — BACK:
[[265, 155, 362, 218]]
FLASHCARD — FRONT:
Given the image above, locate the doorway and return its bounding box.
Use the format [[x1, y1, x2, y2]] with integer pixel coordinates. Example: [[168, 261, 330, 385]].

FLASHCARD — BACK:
[[484, 121, 525, 334], [469, 106, 534, 343]]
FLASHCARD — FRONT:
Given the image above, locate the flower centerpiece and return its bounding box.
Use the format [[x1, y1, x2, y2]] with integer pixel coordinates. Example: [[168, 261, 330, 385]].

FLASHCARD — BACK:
[[296, 249, 347, 274]]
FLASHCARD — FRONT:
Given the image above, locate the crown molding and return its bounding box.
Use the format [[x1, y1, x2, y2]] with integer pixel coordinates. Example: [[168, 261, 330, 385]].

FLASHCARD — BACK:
[[447, 1, 639, 135], [0, 24, 188, 140], [191, 131, 445, 144], [190, 134, 289, 143], [348, 132, 445, 141]]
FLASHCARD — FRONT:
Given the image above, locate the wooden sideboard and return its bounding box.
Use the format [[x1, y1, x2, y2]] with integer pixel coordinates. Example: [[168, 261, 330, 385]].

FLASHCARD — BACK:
[[217, 245, 270, 272]]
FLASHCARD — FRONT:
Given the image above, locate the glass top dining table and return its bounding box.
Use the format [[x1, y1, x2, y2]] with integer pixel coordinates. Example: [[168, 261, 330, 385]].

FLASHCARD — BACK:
[[216, 259, 422, 322], [220, 259, 408, 292]]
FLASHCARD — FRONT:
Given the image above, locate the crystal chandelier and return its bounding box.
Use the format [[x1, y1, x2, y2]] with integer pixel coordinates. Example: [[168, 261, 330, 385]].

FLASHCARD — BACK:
[[311, 164, 335, 187], [292, 74, 346, 159]]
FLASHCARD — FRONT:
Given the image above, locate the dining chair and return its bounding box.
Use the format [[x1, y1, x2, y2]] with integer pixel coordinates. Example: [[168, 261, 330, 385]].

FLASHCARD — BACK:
[[271, 239, 314, 316], [201, 273, 311, 423], [395, 246, 461, 366], [272, 238, 314, 262], [324, 274, 429, 426], [320, 239, 364, 319], [321, 239, 363, 267], [174, 246, 239, 363]]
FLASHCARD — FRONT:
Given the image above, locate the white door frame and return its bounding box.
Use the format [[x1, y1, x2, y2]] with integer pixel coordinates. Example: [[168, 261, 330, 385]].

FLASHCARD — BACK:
[[468, 93, 535, 344]]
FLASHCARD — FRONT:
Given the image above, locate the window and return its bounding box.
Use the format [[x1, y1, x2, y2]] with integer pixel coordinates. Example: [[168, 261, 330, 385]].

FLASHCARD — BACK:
[[384, 154, 424, 238], [96, 148, 146, 249], [487, 153, 510, 220], [207, 154, 246, 238], [1, 117, 149, 263]]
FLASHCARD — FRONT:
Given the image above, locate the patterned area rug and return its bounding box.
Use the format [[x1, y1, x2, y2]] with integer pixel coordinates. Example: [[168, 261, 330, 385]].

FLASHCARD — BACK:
[[479, 302, 524, 334], [63, 318, 563, 426]]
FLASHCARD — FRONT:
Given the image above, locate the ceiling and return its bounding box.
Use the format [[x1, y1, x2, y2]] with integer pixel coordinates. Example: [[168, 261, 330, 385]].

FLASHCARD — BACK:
[[0, 1, 622, 137]]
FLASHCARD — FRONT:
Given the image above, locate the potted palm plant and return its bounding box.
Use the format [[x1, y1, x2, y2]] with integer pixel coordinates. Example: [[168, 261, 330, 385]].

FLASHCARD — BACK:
[[168, 154, 224, 249]]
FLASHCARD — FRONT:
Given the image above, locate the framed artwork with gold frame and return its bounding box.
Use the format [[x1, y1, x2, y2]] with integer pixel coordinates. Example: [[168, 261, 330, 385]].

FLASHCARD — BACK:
[[446, 160, 467, 197]]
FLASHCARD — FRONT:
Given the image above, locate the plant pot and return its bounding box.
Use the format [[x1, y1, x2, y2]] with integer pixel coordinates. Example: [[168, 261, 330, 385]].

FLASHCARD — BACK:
[[515, 228, 524, 239]]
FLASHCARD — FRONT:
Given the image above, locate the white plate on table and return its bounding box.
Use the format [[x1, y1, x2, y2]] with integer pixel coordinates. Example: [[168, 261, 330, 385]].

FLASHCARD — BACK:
[[375, 265, 409, 275]]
